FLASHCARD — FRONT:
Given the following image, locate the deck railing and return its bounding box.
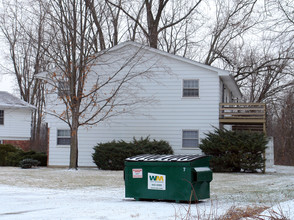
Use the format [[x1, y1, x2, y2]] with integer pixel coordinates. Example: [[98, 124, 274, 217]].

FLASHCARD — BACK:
[[219, 103, 266, 122]]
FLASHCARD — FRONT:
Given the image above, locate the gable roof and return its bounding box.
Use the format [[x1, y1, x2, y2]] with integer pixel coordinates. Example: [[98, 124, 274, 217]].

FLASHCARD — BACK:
[[111, 41, 228, 73], [0, 91, 36, 109], [109, 41, 242, 98], [36, 41, 242, 98]]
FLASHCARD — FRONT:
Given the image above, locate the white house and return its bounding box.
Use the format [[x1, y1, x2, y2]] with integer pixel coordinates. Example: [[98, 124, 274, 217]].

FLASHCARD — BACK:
[[0, 91, 36, 150], [40, 41, 242, 167]]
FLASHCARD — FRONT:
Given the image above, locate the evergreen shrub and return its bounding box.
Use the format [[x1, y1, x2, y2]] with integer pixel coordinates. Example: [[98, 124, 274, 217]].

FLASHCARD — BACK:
[[30, 152, 47, 166], [199, 128, 267, 172], [92, 137, 173, 170], [19, 159, 40, 169], [0, 144, 47, 166], [0, 144, 22, 166]]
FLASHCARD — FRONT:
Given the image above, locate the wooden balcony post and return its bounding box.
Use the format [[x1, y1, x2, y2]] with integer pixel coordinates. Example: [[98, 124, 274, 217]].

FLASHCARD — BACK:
[[219, 102, 267, 173]]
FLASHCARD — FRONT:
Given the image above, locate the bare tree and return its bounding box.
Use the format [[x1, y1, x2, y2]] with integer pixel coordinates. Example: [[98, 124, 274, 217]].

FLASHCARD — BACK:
[[203, 0, 259, 66], [223, 42, 294, 103], [84, 0, 125, 51], [107, 0, 203, 49], [271, 0, 294, 42], [270, 88, 294, 165], [158, 10, 204, 58], [0, 0, 48, 149], [195, 0, 294, 104], [40, 0, 157, 169]]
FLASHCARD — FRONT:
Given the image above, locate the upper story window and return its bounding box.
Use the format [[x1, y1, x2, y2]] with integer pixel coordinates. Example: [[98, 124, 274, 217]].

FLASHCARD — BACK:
[[57, 129, 71, 145], [58, 81, 70, 97], [0, 110, 4, 125], [183, 80, 199, 97], [182, 130, 199, 148]]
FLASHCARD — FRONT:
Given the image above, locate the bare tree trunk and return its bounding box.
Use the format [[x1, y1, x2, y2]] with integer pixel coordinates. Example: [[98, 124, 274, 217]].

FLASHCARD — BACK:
[[107, 0, 202, 49], [85, 0, 106, 50], [70, 128, 78, 169], [69, 106, 79, 169]]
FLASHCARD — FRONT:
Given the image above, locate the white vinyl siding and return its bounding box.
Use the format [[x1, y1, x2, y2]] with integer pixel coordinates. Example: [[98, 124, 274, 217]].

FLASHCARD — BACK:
[[45, 43, 223, 166], [182, 130, 199, 148], [0, 108, 32, 140], [57, 129, 71, 145], [183, 79, 199, 97]]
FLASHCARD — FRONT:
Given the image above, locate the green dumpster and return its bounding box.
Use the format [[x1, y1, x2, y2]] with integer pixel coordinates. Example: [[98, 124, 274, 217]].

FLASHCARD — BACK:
[[124, 154, 212, 202]]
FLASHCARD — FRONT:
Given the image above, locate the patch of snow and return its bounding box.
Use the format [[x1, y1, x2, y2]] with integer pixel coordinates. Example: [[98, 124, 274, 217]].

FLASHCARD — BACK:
[[0, 185, 229, 220], [272, 165, 294, 174], [261, 200, 294, 220], [0, 167, 294, 219]]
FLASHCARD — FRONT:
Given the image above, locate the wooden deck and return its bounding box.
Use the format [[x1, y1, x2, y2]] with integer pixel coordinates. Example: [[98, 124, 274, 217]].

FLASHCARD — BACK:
[[219, 103, 266, 132]]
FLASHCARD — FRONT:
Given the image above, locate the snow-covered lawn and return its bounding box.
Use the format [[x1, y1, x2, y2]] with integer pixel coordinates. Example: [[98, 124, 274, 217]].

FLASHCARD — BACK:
[[0, 166, 293, 219]]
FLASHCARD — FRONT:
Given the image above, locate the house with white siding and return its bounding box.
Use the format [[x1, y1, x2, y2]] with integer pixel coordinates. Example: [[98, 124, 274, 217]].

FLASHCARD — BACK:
[[40, 41, 243, 167], [0, 91, 36, 150]]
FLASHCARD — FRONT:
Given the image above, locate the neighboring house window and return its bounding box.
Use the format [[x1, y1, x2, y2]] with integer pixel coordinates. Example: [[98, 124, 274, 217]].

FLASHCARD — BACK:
[[58, 81, 70, 97], [182, 130, 199, 148], [57, 129, 71, 145], [183, 80, 199, 97], [0, 110, 4, 125]]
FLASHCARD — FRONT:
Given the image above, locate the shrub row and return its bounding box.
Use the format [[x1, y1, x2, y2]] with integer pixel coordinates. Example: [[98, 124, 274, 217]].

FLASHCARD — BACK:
[[92, 137, 173, 170], [199, 128, 268, 172], [0, 144, 47, 167]]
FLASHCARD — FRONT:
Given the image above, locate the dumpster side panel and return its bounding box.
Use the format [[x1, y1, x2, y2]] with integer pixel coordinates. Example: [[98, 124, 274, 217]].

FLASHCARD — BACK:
[[193, 181, 210, 200]]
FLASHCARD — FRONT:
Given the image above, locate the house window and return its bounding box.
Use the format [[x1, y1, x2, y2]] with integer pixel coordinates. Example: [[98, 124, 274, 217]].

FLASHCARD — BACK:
[[183, 80, 199, 97], [57, 129, 71, 145], [0, 110, 4, 125], [182, 130, 199, 148], [58, 81, 70, 97]]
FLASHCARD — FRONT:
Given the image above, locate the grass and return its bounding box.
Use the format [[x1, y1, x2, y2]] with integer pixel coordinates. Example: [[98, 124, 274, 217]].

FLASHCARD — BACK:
[[176, 203, 290, 220], [217, 205, 269, 220], [0, 167, 293, 219]]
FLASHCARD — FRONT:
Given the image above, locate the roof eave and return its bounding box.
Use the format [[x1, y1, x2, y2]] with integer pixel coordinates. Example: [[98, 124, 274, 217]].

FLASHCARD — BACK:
[[220, 75, 242, 98], [108, 41, 234, 75], [0, 104, 37, 110]]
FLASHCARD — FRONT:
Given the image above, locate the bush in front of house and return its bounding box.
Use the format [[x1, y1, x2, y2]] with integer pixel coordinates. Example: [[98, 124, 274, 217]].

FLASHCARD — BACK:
[[30, 152, 47, 166], [199, 128, 268, 172], [0, 144, 22, 166], [7, 150, 47, 167], [92, 137, 173, 170], [0, 144, 47, 167], [19, 159, 40, 169]]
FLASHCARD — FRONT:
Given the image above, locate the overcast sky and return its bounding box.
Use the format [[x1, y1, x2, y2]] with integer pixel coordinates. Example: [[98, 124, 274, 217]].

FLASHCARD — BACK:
[[0, 29, 16, 95], [0, 74, 15, 94]]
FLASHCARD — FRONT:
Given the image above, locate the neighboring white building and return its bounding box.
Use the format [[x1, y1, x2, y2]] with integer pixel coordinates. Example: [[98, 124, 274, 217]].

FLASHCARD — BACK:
[[40, 41, 242, 167], [0, 91, 36, 150]]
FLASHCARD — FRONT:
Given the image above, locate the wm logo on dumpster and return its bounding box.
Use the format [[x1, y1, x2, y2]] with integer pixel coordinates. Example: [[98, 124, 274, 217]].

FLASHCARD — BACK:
[[148, 173, 166, 190], [149, 175, 164, 182]]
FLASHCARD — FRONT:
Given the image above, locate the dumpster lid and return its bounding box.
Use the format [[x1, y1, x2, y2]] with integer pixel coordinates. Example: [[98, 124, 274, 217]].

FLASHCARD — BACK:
[[125, 154, 208, 162], [194, 167, 211, 172]]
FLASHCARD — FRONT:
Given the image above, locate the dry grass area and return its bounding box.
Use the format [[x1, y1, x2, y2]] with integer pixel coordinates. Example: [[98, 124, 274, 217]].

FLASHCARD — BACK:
[[210, 172, 294, 205], [216, 205, 269, 220]]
